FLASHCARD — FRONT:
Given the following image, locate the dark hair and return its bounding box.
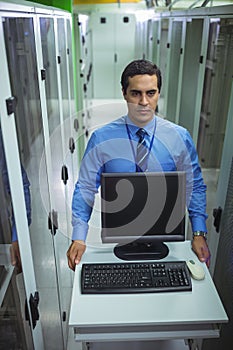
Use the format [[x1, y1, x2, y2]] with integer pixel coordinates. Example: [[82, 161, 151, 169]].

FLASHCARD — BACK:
[[121, 59, 162, 94]]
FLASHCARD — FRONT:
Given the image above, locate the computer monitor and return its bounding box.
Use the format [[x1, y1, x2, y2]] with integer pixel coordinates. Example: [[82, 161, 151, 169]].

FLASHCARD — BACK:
[[101, 171, 186, 261]]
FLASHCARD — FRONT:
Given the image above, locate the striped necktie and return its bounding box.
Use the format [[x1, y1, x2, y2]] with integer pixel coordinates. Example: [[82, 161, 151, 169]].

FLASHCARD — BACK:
[[136, 128, 148, 172]]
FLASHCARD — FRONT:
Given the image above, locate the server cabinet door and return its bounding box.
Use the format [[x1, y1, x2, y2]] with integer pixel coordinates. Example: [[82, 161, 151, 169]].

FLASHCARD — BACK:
[[164, 18, 186, 124], [148, 18, 161, 66], [197, 18, 233, 168], [179, 17, 209, 144], [91, 13, 115, 98], [0, 16, 44, 350], [114, 13, 136, 99], [158, 18, 169, 113], [202, 79, 233, 350], [36, 14, 77, 348], [91, 12, 136, 99], [4, 14, 69, 349]]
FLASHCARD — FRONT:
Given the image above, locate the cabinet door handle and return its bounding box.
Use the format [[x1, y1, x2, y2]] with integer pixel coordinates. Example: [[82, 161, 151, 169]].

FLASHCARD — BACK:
[[213, 206, 222, 233]]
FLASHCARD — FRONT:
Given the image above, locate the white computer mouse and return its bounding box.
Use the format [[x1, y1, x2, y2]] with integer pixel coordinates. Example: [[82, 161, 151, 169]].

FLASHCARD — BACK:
[[186, 260, 205, 280]]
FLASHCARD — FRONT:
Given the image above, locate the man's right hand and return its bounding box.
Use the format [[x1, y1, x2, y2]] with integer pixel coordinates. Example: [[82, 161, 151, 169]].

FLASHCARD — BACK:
[[10, 241, 22, 274], [67, 240, 86, 271]]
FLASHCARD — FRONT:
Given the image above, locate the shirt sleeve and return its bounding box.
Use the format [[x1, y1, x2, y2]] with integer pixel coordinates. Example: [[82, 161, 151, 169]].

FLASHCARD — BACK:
[[71, 132, 103, 241], [181, 130, 208, 233]]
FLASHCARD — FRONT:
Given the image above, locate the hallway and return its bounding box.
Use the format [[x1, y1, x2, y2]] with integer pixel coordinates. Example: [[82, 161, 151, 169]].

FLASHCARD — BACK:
[[1, 1, 233, 349]]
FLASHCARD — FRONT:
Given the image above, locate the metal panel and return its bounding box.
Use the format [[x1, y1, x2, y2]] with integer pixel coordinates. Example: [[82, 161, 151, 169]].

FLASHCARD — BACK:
[[0, 14, 44, 350], [135, 20, 143, 59], [197, 18, 233, 168], [179, 18, 207, 141], [202, 74, 233, 350], [91, 13, 115, 98], [114, 13, 136, 98], [0, 8, 76, 349], [151, 19, 161, 66], [158, 18, 169, 104], [36, 13, 77, 348], [164, 18, 185, 123], [202, 158, 233, 349], [91, 12, 136, 99]]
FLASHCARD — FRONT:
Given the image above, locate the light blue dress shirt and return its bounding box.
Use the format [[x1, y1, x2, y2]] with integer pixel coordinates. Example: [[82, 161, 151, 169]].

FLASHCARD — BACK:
[[72, 115, 207, 241]]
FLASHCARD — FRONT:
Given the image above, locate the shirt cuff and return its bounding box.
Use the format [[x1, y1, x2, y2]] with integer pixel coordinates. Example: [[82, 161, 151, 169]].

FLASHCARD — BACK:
[[190, 216, 207, 233], [12, 224, 18, 242], [71, 216, 89, 241]]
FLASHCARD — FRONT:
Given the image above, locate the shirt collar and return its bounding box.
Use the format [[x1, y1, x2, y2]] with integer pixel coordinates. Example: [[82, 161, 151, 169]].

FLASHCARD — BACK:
[[125, 115, 156, 137]]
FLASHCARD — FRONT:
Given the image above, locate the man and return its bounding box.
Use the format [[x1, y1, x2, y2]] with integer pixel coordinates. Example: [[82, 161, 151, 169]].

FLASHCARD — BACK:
[[67, 59, 210, 270]]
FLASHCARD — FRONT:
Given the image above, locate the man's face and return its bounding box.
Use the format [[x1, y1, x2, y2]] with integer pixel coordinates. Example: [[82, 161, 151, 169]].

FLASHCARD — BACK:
[[123, 74, 160, 127]]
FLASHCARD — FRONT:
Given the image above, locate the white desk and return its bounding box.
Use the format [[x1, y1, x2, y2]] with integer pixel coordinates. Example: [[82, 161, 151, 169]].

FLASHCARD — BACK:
[[69, 241, 228, 345]]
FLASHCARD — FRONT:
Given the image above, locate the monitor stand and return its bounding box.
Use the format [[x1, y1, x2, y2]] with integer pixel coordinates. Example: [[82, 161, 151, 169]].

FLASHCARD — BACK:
[[113, 240, 169, 261]]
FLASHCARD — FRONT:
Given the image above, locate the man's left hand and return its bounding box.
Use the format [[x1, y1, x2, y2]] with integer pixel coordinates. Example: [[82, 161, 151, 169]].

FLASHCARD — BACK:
[[192, 236, 211, 268]]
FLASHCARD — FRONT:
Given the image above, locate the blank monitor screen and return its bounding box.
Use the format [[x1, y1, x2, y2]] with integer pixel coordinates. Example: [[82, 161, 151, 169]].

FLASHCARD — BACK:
[[101, 171, 186, 260]]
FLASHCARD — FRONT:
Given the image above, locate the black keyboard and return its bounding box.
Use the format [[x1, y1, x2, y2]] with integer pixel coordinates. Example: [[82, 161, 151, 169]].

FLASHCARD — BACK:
[[81, 261, 192, 294]]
